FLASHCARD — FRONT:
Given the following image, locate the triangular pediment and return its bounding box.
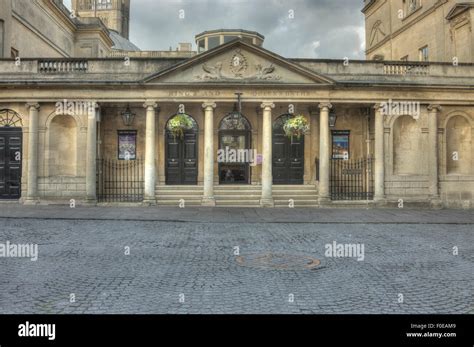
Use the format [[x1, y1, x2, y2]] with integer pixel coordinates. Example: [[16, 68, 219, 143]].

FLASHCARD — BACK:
[[143, 40, 334, 85], [446, 3, 474, 20]]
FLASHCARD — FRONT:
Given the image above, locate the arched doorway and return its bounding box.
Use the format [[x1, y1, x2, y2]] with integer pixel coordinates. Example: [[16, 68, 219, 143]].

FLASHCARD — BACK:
[[219, 111, 252, 184], [165, 114, 198, 185], [0, 109, 23, 199], [272, 114, 304, 185]]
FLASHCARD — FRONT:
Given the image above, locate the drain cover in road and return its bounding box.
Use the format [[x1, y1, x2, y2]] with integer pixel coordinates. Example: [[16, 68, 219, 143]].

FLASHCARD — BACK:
[[236, 253, 321, 271]]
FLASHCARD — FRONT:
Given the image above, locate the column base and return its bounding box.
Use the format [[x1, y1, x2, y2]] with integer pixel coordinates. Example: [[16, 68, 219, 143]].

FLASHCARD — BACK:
[[202, 197, 216, 207], [374, 196, 387, 207], [260, 198, 274, 208], [318, 196, 330, 206], [23, 198, 40, 206], [430, 198, 443, 209], [142, 198, 157, 206], [84, 198, 97, 206]]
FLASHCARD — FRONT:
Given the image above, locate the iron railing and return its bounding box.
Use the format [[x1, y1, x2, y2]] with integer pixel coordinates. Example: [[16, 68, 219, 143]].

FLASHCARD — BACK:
[[97, 158, 144, 203], [330, 158, 374, 201]]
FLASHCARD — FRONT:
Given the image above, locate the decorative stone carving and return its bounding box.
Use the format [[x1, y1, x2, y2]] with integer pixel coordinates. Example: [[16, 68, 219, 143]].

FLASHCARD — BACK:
[[255, 64, 281, 80], [229, 49, 248, 77], [195, 50, 281, 81], [197, 62, 223, 80]]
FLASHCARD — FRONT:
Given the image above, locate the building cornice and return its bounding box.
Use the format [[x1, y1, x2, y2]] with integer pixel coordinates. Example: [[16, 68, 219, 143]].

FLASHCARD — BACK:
[[75, 27, 115, 47], [361, 0, 377, 14], [42, 0, 77, 32]]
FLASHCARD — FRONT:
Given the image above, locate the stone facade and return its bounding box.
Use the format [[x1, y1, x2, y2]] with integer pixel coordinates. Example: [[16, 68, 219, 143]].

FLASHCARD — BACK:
[[0, 1, 473, 208], [363, 0, 474, 63]]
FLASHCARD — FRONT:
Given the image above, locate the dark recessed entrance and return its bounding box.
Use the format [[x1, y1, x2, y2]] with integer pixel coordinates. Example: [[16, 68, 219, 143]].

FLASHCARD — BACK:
[[165, 114, 198, 185], [272, 114, 304, 185], [0, 127, 22, 200], [219, 111, 252, 184]]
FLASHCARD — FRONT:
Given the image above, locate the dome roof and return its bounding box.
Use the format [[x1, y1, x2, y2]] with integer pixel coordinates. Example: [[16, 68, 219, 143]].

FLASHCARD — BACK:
[[109, 30, 140, 51]]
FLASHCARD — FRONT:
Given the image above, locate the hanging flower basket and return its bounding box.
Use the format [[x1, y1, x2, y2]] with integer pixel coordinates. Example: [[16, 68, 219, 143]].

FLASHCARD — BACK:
[[283, 115, 309, 139], [167, 114, 194, 139]]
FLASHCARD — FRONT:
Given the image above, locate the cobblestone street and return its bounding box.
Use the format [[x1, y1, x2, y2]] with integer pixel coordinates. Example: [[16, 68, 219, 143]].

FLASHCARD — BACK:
[[0, 207, 472, 314]]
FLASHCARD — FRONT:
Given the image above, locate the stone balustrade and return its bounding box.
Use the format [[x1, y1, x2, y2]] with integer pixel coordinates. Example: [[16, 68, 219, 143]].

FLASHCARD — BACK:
[[383, 62, 429, 75], [39, 60, 89, 73]]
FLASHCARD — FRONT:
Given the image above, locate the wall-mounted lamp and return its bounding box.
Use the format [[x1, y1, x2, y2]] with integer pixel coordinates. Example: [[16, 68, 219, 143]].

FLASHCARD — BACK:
[[121, 105, 136, 126], [329, 110, 337, 127]]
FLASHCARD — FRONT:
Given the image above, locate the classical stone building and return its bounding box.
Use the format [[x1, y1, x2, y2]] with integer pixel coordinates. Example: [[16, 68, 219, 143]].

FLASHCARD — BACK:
[[0, 0, 194, 59], [0, 0, 472, 208], [364, 0, 474, 62]]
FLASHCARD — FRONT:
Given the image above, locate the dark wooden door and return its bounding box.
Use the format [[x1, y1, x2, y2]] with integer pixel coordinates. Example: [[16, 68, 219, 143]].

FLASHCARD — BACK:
[[273, 132, 304, 185], [166, 131, 198, 185], [0, 128, 22, 199], [219, 131, 251, 184]]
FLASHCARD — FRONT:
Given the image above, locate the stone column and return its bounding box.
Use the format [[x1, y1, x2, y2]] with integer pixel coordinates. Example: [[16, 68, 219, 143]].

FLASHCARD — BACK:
[[374, 104, 385, 202], [86, 103, 98, 203], [143, 102, 158, 205], [202, 102, 216, 206], [260, 102, 275, 207], [428, 104, 442, 206], [25, 102, 40, 204], [318, 103, 332, 204]]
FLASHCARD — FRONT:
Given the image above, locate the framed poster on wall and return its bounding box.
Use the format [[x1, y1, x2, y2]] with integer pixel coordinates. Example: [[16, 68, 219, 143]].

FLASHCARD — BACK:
[[118, 130, 137, 160], [332, 130, 350, 159]]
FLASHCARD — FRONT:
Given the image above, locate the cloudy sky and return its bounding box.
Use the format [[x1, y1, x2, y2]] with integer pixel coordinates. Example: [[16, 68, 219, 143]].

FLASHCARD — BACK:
[[64, 0, 366, 59]]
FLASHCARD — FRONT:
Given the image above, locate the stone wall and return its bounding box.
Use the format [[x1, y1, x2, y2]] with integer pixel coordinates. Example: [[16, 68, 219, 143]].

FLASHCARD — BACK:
[[364, 0, 473, 63], [11, 0, 75, 57]]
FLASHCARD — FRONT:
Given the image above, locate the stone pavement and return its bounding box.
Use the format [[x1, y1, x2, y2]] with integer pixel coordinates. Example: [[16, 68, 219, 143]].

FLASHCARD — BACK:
[[0, 204, 473, 224], [0, 206, 472, 314]]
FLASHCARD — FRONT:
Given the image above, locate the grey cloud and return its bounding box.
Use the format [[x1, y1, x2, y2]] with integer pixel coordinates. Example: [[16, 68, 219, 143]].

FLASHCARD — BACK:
[[64, 0, 366, 59]]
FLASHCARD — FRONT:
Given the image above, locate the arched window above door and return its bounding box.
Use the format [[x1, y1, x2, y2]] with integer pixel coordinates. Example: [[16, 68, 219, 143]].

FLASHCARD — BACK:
[[166, 113, 198, 133], [273, 114, 293, 132], [0, 109, 23, 128], [219, 111, 251, 131]]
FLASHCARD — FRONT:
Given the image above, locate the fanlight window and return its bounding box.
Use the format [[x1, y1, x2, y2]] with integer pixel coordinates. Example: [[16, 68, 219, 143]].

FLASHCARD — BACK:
[[219, 112, 251, 131], [0, 109, 23, 127], [166, 114, 198, 133], [273, 114, 294, 131]]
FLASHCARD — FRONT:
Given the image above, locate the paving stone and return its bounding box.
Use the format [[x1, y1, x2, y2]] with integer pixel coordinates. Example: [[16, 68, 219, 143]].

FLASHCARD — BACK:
[[0, 208, 472, 314]]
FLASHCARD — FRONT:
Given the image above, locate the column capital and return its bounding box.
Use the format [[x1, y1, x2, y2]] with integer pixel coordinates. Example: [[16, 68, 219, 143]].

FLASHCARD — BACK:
[[318, 102, 332, 110], [427, 104, 442, 113], [143, 101, 158, 110], [26, 102, 40, 110], [202, 102, 217, 110], [373, 103, 385, 111], [260, 101, 275, 110]]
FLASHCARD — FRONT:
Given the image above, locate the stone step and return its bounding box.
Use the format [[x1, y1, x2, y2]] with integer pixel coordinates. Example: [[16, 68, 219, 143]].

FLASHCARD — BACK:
[[274, 199, 319, 205], [157, 200, 201, 206], [216, 195, 262, 200], [214, 186, 261, 191], [156, 191, 203, 196], [156, 186, 203, 191], [217, 200, 260, 207], [274, 205, 319, 208], [272, 195, 319, 200]]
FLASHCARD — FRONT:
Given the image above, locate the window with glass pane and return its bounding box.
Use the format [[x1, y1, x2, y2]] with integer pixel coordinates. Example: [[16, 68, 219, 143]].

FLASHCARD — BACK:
[[198, 39, 205, 53], [97, 0, 112, 10], [409, 0, 418, 12], [208, 36, 220, 49], [224, 36, 238, 43], [419, 46, 429, 62]]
